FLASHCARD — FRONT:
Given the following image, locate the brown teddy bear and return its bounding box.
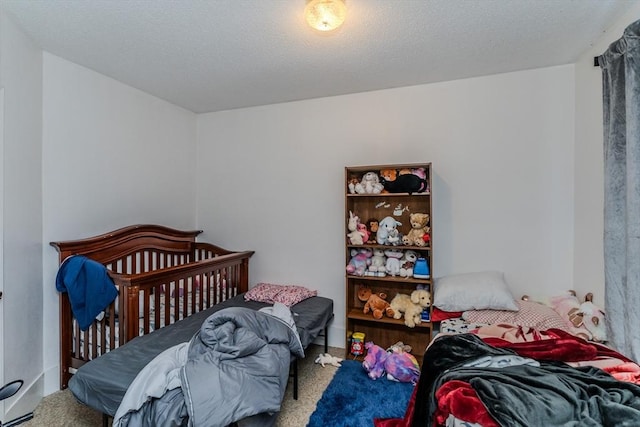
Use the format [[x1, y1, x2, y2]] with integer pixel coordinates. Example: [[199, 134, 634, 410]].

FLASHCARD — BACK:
[[402, 212, 430, 247], [357, 285, 394, 319]]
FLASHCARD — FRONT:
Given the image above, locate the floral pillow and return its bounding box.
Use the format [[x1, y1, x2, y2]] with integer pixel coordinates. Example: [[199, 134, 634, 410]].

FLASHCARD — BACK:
[[244, 283, 317, 307], [462, 300, 571, 332]]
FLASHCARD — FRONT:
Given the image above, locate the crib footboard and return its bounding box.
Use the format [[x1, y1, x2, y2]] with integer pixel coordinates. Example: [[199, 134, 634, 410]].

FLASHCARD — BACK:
[[52, 224, 254, 389]]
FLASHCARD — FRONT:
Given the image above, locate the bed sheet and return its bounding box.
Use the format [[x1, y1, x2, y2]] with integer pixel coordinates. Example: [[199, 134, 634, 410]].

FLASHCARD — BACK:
[[68, 293, 333, 417], [80, 288, 226, 353]]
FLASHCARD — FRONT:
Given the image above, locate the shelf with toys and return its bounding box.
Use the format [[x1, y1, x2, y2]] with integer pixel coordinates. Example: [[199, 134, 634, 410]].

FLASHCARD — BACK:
[[344, 163, 433, 365]]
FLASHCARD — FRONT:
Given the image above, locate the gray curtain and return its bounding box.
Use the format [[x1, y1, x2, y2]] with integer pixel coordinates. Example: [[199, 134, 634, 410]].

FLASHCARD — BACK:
[[599, 19, 640, 362]]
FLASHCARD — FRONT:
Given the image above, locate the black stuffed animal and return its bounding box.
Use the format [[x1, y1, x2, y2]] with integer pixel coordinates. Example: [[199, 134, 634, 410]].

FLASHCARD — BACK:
[[381, 174, 427, 194]]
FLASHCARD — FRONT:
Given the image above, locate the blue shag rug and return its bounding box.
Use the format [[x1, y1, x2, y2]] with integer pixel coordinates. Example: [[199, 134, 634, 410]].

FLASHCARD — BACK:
[[307, 360, 414, 427]]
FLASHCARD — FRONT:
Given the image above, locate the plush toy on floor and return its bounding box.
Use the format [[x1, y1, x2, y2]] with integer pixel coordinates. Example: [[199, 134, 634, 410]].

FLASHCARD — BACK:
[[385, 347, 420, 384], [362, 342, 388, 379], [390, 288, 432, 327], [314, 353, 343, 368], [387, 341, 412, 353], [361, 341, 420, 384]]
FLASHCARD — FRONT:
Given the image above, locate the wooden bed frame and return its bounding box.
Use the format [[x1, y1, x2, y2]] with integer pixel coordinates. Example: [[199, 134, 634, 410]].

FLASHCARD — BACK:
[[51, 224, 254, 389]]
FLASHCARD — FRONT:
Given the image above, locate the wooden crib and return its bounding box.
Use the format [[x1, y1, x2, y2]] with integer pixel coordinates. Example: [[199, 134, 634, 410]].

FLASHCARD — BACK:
[[51, 224, 254, 389]]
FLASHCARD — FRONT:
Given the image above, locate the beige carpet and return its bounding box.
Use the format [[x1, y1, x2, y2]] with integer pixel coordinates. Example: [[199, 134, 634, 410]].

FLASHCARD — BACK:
[[21, 345, 344, 427]]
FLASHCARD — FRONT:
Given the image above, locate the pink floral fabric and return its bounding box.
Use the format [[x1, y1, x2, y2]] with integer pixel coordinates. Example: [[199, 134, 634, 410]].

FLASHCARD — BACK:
[[462, 300, 570, 332], [244, 283, 317, 307]]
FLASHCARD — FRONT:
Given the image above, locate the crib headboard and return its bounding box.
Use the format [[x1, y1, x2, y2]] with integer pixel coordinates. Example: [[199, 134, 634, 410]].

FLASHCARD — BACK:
[[50, 224, 204, 266]]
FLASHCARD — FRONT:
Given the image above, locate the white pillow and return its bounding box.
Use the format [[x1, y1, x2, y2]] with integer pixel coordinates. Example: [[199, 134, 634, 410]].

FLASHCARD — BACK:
[[434, 271, 518, 312]]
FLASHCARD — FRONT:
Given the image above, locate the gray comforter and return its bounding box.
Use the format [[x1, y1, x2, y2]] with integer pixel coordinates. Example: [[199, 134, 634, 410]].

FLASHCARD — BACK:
[[115, 306, 305, 427]]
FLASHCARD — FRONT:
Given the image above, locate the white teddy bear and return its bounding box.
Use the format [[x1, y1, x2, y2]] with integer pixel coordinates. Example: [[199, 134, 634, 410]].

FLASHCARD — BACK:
[[384, 249, 404, 277], [366, 248, 387, 277], [354, 171, 384, 194], [390, 289, 432, 328]]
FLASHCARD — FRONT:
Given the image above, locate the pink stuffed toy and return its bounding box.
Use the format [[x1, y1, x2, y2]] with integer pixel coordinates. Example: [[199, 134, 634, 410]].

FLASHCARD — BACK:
[[362, 342, 388, 380], [346, 248, 373, 276], [362, 341, 420, 384], [385, 350, 420, 384]]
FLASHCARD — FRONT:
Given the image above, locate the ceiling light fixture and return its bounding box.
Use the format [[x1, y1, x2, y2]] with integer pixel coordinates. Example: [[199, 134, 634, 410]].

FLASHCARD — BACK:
[[305, 0, 347, 32]]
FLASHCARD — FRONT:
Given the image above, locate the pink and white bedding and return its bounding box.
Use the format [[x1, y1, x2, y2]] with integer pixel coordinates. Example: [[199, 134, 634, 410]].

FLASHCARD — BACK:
[[373, 271, 637, 427]]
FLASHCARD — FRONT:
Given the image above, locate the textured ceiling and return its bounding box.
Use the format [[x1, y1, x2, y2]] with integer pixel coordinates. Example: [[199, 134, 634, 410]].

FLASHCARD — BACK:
[[2, 0, 637, 113]]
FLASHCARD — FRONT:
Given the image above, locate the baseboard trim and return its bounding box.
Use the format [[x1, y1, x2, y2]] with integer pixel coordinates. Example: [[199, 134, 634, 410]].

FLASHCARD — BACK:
[[3, 412, 34, 427], [4, 374, 42, 424]]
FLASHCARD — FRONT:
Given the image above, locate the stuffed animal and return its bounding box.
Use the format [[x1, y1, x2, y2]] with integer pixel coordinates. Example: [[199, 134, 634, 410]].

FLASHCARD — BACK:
[[380, 169, 397, 183], [347, 175, 360, 194], [362, 341, 419, 384], [387, 341, 412, 353], [366, 248, 387, 277], [384, 249, 404, 277], [411, 167, 427, 180], [390, 289, 432, 328], [377, 216, 402, 245], [548, 290, 607, 341], [365, 218, 379, 244], [399, 250, 418, 277], [347, 211, 366, 245], [362, 341, 388, 380], [358, 285, 394, 319], [387, 227, 402, 246], [579, 293, 607, 342], [380, 172, 427, 194], [346, 248, 372, 276], [354, 171, 384, 194], [402, 213, 430, 247], [385, 351, 420, 384], [314, 353, 343, 367]]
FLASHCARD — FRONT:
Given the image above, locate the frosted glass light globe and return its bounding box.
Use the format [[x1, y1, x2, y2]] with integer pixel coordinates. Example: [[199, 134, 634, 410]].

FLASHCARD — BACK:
[[305, 0, 347, 32]]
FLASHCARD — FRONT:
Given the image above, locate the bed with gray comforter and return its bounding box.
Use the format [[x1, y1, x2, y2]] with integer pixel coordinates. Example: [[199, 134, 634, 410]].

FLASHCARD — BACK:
[[68, 294, 333, 427]]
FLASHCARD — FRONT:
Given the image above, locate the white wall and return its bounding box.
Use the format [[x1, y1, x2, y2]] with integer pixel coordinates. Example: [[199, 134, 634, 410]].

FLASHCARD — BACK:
[[573, 6, 640, 306], [0, 10, 43, 420], [41, 54, 198, 394], [196, 65, 576, 346]]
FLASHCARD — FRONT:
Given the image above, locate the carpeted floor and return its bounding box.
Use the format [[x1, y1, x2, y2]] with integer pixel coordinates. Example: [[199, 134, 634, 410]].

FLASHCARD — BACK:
[[21, 344, 345, 427], [308, 360, 414, 427]]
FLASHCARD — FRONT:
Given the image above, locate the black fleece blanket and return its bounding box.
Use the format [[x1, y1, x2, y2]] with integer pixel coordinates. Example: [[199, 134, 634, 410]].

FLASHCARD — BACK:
[[412, 334, 640, 427]]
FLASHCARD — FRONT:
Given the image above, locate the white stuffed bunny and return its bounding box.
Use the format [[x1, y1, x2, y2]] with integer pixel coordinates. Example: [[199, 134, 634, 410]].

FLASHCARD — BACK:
[[354, 171, 384, 194], [314, 353, 343, 367]]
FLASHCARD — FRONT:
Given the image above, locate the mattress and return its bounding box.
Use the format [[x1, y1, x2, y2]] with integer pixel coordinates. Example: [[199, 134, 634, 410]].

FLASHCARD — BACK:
[[80, 286, 226, 353], [68, 293, 334, 417]]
